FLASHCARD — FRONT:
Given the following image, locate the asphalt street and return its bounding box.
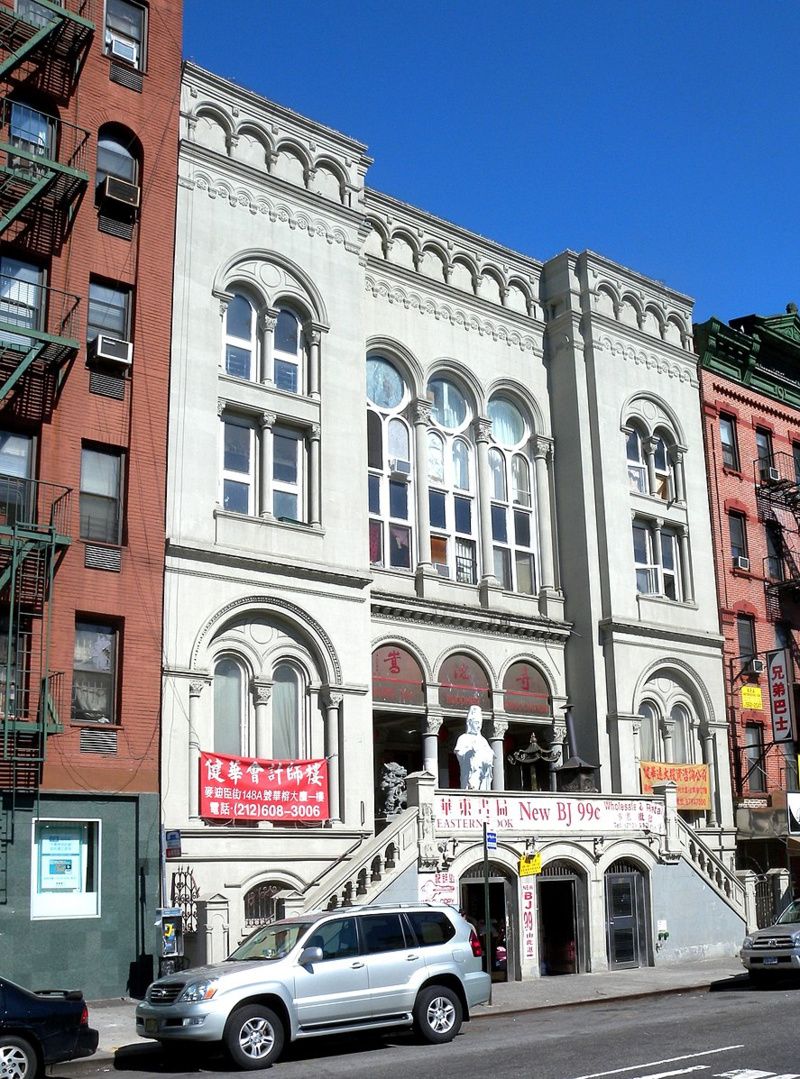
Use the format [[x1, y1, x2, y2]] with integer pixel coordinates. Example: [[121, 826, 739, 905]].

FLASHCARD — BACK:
[[53, 975, 800, 1079]]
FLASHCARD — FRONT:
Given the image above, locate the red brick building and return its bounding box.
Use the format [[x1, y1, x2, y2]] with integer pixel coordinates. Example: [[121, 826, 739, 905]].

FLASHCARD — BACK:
[[696, 307, 800, 890], [0, 0, 181, 996]]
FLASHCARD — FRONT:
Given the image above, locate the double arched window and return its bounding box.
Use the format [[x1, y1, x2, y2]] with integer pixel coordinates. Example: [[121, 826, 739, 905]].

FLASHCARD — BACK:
[[488, 396, 535, 593], [213, 655, 307, 760], [367, 355, 413, 570], [626, 424, 674, 500], [638, 699, 693, 764], [222, 296, 307, 393], [427, 377, 476, 583]]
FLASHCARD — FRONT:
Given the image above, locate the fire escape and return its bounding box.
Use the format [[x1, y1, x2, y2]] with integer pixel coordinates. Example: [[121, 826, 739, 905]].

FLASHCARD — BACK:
[[0, 0, 92, 903]]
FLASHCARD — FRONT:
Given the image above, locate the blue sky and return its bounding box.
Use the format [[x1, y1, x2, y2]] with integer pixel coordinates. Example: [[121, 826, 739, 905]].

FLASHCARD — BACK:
[[184, 1, 795, 324]]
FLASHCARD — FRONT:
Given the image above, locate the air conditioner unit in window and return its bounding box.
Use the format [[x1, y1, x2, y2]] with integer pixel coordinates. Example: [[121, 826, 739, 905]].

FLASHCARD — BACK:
[[748, 658, 766, 675], [100, 174, 141, 210], [88, 334, 132, 367], [108, 34, 138, 65], [734, 555, 750, 572], [767, 466, 782, 483], [388, 457, 411, 481], [433, 563, 450, 578]]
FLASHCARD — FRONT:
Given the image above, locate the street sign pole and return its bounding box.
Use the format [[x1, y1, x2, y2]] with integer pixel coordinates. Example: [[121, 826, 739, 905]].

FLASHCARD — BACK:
[[483, 820, 492, 1005]]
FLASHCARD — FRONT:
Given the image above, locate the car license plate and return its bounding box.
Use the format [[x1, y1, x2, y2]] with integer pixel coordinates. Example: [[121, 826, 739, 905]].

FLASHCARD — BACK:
[[145, 1019, 159, 1034], [763, 956, 778, 965]]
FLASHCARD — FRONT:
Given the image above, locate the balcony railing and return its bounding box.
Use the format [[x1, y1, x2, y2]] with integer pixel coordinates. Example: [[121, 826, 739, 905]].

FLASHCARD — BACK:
[[0, 272, 79, 353], [0, 98, 90, 178], [0, 474, 71, 536]]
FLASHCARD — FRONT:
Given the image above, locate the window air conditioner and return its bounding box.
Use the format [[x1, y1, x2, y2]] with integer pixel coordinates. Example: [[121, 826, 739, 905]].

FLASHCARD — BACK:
[[767, 467, 782, 484], [748, 658, 766, 675], [734, 555, 750, 572], [434, 563, 450, 578], [388, 457, 411, 481], [88, 334, 133, 367], [108, 34, 138, 65], [100, 175, 141, 210]]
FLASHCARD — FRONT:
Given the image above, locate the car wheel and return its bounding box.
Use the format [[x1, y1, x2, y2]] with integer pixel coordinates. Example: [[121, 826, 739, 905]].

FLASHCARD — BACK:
[[0, 1036, 38, 1079], [413, 985, 463, 1044], [223, 1005, 284, 1069]]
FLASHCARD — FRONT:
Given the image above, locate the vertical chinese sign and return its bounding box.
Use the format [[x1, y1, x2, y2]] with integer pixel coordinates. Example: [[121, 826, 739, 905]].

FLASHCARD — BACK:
[[767, 649, 796, 744], [519, 878, 536, 964], [200, 752, 329, 821]]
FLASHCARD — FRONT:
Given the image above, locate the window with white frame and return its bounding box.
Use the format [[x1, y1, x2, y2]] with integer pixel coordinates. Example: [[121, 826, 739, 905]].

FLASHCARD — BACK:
[[273, 662, 302, 759], [224, 293, 257, 380], [426, 376, 476, 582], [626, 426, 647, 494], [632, 519, 657, 594], [31, 819, 100, 919], [272, 427, 303, 521], [633, 519, 684, 601], [367, 355, 413, 571], [80, 445, 123, 544], [221, 417, 255, 515], [487, 396, 535, 594], [212, 654, 307, 761], [638, 701, 659, 761], [105, 0, 146, 68], [273, 309, 305, 395], [660, 527, 681, 600], [214, 656, 245, 756], [669, 703, 691, 762], [652, 433, 672, 500], [219, 415, 307, 522]]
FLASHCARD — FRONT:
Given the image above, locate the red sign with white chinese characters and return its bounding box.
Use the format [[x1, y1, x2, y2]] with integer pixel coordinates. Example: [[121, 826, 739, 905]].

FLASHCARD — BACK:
[[199, 752, 329, 822], [768, 648, 796, 744], [372, 645, 425, 706]]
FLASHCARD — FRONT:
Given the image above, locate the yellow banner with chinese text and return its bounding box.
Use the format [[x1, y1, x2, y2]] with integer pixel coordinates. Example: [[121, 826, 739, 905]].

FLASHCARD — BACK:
[[640, 761, 710, 811]]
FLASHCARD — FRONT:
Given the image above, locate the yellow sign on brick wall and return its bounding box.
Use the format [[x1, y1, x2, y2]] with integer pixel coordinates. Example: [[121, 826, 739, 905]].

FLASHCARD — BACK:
[[741, 685, 763, 710]]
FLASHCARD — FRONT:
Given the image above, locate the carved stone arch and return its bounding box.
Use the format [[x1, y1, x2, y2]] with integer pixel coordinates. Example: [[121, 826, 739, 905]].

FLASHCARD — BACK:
[[364, 216, 389, 258], [665, 313, 688, 348], [213, 249, 329, 328], [366, 336, 425, 399], [619, 291, 643, 328], [419, 242, 448, 282], [209, 636, 260, 683], [642, 303, 665, 339], [598, 842, 658, 873], [477, 265, 505, 305], [595, 282, 619, 317], [237, 866, 306, 894], [538, 843, 595, 877], [388, 228, 419, 271], [620, 391, 687, 447], [448, 843, 518, 881], [427, 357, 485, 417], [371, 634, 434, 683], [631, 657, 716, 730], [433, 645, 498, 691], [450, 254, 478, 294], [485, 377, 548, 439], [191, 596, 342, 686], [506, 276, 534, 315], [310, 154, 347, 200], [262, 639, 319, 686], [193, 102, 234, 144]]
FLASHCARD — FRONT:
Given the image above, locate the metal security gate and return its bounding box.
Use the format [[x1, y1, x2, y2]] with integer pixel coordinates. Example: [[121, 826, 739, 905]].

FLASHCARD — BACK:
[[605, 860, 650, 970]]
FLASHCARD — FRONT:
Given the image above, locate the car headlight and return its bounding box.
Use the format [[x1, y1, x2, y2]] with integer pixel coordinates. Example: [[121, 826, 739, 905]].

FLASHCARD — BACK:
[[179, 979, 218, 1002], [742, 936, 754, 949], [791, 932, 800, 947]]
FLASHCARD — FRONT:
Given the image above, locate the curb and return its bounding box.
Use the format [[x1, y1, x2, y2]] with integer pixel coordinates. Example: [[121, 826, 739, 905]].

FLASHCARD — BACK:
[[471, 978, 720, 1021]]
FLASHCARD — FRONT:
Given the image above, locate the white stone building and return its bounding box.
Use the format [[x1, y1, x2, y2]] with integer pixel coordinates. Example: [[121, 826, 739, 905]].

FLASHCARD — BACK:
[[162, 63, 754, 980]]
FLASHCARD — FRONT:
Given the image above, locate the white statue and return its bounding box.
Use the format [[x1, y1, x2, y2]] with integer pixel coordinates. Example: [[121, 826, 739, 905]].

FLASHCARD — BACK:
[[454, 705, 494, 791]]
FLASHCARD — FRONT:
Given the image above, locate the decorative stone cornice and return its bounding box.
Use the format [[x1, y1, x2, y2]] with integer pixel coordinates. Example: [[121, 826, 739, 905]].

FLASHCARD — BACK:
[[365, 273, 541, 355], [594, 334, 699, 387], [371, 592, 570, 643]]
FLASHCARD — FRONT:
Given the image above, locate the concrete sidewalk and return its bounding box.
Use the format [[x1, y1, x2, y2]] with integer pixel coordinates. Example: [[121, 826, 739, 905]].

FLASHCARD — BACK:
[[68, 956, 746, 1073]]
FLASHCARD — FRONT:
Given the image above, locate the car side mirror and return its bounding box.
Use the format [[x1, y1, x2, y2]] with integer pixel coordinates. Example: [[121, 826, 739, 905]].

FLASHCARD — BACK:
[[298, 946, 323, 966]]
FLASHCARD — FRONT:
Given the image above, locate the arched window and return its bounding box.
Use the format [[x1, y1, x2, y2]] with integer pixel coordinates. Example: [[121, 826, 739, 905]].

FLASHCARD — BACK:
[[626, 427, 646, 493], [272, 662, 301, 759], [214, 657, 244, 756], [428, 378, 476, 583], [224, 292, 256, 380], [653, 434, 671, 500], [638, 701, 659, 762], [488, 396, 535, 594], [669, 704, 690, 763], [95, 124, 141, 230], [367, 355, 413, 570], [273, 308, 305, 394]]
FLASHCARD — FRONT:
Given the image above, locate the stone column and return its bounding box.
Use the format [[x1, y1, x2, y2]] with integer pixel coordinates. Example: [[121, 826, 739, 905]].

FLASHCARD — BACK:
[[252, 681, 272, 759], [188, 679, 208, 819], [489, 717, 508, 791], [474, 417, 497, 587], [532, 435, 556, 591], [423, 712, 442, 777], [308, 326, 323, 399], [413, 400, 433, 577], [678, 524, 694, 602], [259, 411, 276, 518], [702, 731, 718, 827], [644, 436, 658, 495], [671, 447, 687, 503], [662, 716, 674, 763], [309, 423, 321, 526], [652, 518, 663, 592], [322, 689, 343, 822], [260, 310, 277, 386]]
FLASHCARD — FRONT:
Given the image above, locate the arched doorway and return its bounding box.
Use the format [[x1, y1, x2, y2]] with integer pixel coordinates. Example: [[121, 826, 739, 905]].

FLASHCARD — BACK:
[[604, 859, 651, 969], [537, 859, 589, 975], [459, 861, 514, 982]]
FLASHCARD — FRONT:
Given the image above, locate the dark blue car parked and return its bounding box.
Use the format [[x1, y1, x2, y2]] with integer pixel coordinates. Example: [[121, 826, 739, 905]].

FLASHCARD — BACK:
[[0, 976, 98, 1079]]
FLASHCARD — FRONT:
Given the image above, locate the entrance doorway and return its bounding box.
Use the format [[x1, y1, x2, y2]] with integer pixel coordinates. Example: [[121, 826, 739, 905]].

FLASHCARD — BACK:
[[605, 860, 650, 969], [460, 865, 512, 982], [537, 860, 588, 975]]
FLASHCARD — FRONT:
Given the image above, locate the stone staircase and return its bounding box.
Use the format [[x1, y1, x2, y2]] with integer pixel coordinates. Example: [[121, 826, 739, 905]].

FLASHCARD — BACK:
[[675, 816, 747, 921], [298, 807, 421, 913]]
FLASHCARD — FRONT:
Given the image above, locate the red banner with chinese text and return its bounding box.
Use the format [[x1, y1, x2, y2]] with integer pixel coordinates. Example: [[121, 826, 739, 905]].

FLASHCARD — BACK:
[[199, 752, 329, 822], [639, 761, 710, 811]]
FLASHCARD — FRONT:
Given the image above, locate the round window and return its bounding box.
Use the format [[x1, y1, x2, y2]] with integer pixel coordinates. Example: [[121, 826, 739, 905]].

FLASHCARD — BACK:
[[488, 397, 525, 447], [428, 378, 468, 430], [366, 356, 405, 409]]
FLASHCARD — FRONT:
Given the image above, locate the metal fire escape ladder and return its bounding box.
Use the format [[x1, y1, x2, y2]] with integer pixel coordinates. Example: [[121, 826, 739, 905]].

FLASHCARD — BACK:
[[0, 0, 94, 84]]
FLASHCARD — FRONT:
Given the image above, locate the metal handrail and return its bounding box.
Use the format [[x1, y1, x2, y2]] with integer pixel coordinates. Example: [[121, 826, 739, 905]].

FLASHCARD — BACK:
[[0, 473, 71, 534], [0, 271, 80, 345], [0, 97, 90, 176]]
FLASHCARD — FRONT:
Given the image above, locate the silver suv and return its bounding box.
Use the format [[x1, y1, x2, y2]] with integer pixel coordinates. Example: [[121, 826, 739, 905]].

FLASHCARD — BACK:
[[136, 904, 491, 1068], [740, 897, 800, 982]]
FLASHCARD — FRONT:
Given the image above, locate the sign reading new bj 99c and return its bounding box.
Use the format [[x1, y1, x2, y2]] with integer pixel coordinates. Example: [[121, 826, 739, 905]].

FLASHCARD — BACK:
[[200, 751, 329, 821]]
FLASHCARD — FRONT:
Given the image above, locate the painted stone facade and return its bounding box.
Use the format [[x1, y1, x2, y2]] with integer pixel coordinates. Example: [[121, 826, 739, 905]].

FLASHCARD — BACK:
[[163, 63, 747, 980]]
